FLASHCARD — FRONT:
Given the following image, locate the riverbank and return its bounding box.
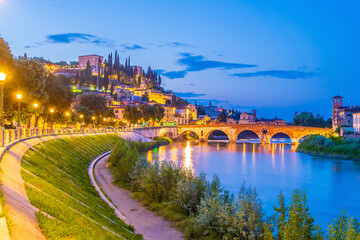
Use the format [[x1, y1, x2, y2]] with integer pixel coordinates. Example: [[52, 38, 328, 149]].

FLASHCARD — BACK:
[[296, 135, 360, 159]]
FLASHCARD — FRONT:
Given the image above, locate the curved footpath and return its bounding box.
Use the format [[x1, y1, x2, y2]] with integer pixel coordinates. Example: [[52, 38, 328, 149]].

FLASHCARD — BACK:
[[92, 132, 184, 240]]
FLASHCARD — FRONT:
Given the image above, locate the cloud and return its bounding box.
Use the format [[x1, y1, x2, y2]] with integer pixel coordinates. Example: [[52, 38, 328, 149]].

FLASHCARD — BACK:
[[184, 83, 195, 86], [25, 33, 145, 51], [173, 92, 206, 98], [162, 70, 187, 79], [24, 42, 43, 49], [154, 42, 197, 48], [161, 53, 257, 79], [121, 44, 146, 50], [46, 33, 115, 47], [191, 98, 229, 106], [231, 70, 317, 79]]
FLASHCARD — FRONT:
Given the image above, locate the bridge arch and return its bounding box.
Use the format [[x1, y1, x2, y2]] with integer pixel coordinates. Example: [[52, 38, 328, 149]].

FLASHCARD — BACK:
[[205, 129, 230, 142], [270, 132, 292, 144], [178, 130, 200, 140], [236, 130, 260, 142]]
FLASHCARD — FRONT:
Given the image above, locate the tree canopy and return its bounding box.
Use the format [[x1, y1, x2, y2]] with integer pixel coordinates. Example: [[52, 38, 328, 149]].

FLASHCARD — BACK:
[[293, 112, 332, 128]]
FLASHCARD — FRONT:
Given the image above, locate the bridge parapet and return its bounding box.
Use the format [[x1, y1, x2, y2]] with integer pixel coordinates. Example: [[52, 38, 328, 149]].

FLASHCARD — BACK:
[[177, 124, 333, 144]]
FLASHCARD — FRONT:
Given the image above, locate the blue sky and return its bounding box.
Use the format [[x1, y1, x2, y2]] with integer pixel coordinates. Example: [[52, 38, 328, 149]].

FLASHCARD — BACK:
[[0, 0, 359, 120]]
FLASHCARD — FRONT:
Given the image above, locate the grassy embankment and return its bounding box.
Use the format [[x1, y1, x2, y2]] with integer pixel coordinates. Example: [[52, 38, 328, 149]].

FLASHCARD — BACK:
[[21, 134, 142, 240], [297, 135, 360, 159]]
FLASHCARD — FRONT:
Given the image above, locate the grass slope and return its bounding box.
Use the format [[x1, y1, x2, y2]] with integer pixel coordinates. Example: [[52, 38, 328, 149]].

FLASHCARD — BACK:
[[21, 134, 142, 240]]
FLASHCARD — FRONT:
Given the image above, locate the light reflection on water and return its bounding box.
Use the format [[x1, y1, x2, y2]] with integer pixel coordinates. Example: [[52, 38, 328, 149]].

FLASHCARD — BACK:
[[147, 140, 360, 228]]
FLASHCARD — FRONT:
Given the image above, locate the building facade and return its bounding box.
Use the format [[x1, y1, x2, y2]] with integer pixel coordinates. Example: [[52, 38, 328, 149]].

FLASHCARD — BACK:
[[79, 55, 104, 75], [238, 110, 257, 124], [353, 112, 360, 133], [148, 90, 173, 105], [332, 96, 360, 129]]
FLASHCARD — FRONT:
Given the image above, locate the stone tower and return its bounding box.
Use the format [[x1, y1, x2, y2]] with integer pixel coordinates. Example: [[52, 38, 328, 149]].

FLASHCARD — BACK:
[[332, 96, 343, 129]]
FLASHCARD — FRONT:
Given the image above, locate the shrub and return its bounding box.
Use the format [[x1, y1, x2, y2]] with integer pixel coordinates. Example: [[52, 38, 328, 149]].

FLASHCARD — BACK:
[[171, 171, 208, 215]]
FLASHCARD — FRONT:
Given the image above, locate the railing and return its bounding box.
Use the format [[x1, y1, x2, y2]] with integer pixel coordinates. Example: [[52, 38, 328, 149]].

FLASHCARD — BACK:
[[0, 127, 132, 147]]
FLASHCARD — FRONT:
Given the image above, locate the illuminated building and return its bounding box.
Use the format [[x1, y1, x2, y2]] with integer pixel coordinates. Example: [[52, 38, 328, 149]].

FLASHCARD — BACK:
[[78, 54, 104, 75], [148, 90, 172, 104]]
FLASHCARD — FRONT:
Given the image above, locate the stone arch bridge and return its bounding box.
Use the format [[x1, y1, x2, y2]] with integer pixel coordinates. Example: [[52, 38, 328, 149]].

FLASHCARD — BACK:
[[177, 124, 333, 144]]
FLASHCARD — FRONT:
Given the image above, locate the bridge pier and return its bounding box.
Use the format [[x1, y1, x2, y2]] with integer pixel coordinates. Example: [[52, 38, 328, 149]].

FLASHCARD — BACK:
[[259, 134, 270, 144], [291, 138, 299, 145]]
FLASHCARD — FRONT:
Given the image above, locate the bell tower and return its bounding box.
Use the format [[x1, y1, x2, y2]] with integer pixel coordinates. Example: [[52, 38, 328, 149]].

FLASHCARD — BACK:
[[332, 96, 343, 129]]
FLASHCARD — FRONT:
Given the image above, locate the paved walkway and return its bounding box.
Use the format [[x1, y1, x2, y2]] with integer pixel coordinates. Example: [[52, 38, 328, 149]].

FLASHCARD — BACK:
[[0, 136, 55, 240], [94, 132, 184, 240], [0, 133, 114, 240]]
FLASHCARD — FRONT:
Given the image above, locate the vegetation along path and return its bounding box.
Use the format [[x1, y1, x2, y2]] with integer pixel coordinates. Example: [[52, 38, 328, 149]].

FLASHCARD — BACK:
[[93, 132, 184, 240]]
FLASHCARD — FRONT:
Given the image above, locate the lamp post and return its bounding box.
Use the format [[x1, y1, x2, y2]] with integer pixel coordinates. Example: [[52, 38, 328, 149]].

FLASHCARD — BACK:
[[92, 116, 95, 130], [0, 73, 5, 128], [0, 73, 5, 147], [16, 94, 22, 127], [65, 112, 70, 133], [80, 114, 84, 132], [50, 108, 54, 134], [33, 103, 38, 127]]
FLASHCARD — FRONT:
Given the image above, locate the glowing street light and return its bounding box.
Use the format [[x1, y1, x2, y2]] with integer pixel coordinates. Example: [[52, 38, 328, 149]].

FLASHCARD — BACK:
[[0, 73, 5, 129], [16, 94, 22, 127], [80, 114, 84, 131], [65, 112, 70, 131], [33, 103, 38, 128], [50, 108, 54, 133], [92, 116, 95, 129]]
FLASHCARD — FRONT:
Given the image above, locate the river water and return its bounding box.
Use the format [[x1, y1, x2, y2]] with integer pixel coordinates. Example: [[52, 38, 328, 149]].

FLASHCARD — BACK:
[[146, 140, 360, 228]]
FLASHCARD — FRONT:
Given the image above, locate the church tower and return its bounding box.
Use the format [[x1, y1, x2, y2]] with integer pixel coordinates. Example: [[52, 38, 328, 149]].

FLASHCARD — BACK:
[[332, 96, 343, 129]]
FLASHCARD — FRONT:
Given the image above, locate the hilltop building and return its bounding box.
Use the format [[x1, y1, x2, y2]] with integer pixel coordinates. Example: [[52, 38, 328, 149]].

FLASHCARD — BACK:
[[332, 96, 360, 129], [238, 110, 257, 124], [148, 90, 173, 105], [79, 54, 104, 75]]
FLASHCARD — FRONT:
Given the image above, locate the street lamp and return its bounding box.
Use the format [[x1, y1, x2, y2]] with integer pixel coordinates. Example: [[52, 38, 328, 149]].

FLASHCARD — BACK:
[[80, 114, 84, 131], [65, 112, 70, 133], [16, 94, 22, 127], [92, 116, 95, 129], [50, 108, 54, 134], [0, 73, 5, 128], [33, 103, 38, 128]]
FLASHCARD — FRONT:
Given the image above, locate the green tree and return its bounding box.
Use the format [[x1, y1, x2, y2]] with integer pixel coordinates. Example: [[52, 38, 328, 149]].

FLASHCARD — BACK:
[[42, 73, 73, 123], [84, 61, 92, 85], [139, 104, 153, 124], [153, 104, 165, 124], [293, 112, 331, 128], [328, 210, 360, 240], [0, 36, 15, 80], [76, 93, 112, 117], [274, 191, 288, 240], [4, 59, 48, 124], [284, 189, 319, 239], [123, 105, 142, 125], [233, 182, 265, 239]]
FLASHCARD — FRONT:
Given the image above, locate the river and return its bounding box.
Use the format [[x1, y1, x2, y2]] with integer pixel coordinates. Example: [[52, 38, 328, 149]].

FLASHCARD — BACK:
[[146, 140, 360, 228]]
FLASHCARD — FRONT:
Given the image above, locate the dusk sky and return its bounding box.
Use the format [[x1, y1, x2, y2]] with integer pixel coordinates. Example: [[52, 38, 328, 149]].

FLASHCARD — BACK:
[[1, 0, 359, 120]]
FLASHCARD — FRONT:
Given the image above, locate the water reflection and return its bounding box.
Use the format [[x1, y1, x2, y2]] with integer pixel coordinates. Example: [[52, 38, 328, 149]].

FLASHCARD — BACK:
[[184, 141, 193, 169], [147, 141, 360, 228]]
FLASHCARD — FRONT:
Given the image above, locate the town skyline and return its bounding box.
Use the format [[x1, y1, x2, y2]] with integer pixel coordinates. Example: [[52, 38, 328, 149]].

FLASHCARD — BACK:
[[1, 0, 360, 120]]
